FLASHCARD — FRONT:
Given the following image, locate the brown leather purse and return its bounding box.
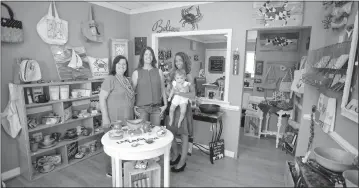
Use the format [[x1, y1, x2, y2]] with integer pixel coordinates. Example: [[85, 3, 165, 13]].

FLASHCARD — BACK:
[[81, 6, 104, 43]]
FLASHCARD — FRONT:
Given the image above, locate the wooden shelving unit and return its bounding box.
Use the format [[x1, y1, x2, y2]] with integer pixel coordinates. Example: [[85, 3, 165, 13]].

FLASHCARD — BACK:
[[14, 79, 105, 181]]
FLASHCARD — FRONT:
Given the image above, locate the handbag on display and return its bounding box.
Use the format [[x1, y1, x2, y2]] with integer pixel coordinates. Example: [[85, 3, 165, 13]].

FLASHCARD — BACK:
[[1, 3, 24, 43], [36, 2, 68, 45], [261, 65, 278, 89], [19, 59, 42, 83], [81, 6, 104, 43], [279, 68, 293, 92]]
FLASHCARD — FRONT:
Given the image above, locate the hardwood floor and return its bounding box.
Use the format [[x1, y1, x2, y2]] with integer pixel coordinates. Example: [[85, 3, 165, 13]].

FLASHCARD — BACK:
[[5, 129, 293, 187]]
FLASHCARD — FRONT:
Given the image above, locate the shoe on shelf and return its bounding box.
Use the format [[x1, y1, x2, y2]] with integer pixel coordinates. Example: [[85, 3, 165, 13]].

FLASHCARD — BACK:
[[106, 173, 112, 178], [170, 155, 181, 166], [171, 163, 186, 173]]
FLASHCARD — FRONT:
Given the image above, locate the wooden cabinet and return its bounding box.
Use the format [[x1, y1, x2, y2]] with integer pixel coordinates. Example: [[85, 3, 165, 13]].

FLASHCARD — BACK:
[[14, 79, 105, 181]]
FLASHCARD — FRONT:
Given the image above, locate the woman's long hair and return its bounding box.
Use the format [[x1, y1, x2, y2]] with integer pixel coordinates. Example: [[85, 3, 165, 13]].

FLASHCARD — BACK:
[[109, 55, 129, 77], [138, 46, 157, 69], [173, 52, 191, 75]]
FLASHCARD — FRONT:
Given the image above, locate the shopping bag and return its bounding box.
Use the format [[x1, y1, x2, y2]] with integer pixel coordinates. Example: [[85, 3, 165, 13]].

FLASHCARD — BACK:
[[37, 2, 68, 45], [261, 65, 278, 89], [279, 68, 293, 92]]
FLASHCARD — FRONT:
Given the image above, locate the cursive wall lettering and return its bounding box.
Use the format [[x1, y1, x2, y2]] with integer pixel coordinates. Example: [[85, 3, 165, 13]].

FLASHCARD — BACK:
[[152, 19, 180, 33]]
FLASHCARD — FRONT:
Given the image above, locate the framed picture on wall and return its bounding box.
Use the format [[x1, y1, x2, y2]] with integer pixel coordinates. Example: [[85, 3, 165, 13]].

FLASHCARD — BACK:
[[255, 61, 263, 75], [208, 56, 225, 74], [110, 39, 128, 66], [135, 37, 147, 55]]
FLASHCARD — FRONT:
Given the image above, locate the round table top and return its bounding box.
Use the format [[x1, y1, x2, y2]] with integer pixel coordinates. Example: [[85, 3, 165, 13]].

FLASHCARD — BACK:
[[101, 126, 174, 154]]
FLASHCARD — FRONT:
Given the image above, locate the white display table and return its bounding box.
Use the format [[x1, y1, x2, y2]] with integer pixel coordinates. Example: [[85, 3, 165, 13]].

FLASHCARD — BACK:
[[101, 126, 174, 187]]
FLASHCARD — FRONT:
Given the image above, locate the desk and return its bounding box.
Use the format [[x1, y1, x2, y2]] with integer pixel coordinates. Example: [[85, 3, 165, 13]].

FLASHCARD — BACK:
[[101, 126, 174, 187], [192, 109, 224, 164]]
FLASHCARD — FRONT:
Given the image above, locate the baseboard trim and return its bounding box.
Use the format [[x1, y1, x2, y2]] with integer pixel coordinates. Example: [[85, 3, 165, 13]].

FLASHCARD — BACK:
[[2, 167, 20, 181]]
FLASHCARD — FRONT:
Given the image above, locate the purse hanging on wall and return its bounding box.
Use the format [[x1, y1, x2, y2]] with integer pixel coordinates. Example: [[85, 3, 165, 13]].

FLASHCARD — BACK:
[[81, 6, 104, 43], [1, 2, 24, 43], [36, 2, 68, 45], [261, 65, 278, 90]]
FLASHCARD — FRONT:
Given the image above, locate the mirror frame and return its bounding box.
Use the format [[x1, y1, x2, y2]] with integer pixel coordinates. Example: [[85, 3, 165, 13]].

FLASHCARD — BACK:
[[152, 29, 236, 109]]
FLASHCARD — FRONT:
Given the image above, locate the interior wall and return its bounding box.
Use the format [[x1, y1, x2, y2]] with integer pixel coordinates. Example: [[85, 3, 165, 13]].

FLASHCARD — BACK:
[[296, 2, 358, 156], [158, 37, 205, 79], [204, 42, 227, 49], [1, 1, 129, 173]]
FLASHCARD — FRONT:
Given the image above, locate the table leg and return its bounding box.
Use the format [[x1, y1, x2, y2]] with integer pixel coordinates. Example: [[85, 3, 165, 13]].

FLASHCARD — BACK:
[[276, 112, 283, 148], [164, 147, 170, 187], [115, 159, 123, 187], [265, 113, 270, 137], [112, 158, 116, 187]]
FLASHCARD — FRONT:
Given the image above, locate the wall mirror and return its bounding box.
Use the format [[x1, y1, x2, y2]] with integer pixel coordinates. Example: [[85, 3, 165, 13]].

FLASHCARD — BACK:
[[152, 29, 232, 107], [341, 12, 358, 124]]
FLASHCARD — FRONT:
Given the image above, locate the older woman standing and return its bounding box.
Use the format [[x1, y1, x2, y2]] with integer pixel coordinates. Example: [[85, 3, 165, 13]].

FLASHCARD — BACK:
[[167, 52, 195, 172], [99, 55, 135, 177], [132, 46, 168, 126]]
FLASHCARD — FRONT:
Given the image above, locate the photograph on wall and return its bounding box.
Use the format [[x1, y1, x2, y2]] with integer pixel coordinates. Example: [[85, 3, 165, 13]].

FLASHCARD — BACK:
[[252, 1, 304, 27], [254, 78, 262, 83], [259, 31, 299, 51], [255, 61, 264, 75], [135, 37, 147, 55]]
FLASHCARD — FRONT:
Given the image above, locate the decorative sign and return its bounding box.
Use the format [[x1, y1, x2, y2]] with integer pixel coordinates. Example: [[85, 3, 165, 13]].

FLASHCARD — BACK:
[[135, 37, 147, 55], [179, 6, 203, 30], [253, 1, 304, 27], [233, 49, 240, 75], [259, 31, 299, 51], [67, 141, 78, 161], [152, 19, 180, 33], [110, 39, 128, 66], [209, 139, 225, 162], [208, 56, 225, 74]]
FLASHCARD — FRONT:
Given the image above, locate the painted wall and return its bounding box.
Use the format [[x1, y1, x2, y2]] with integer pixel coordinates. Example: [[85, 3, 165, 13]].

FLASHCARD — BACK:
[[158, 37, 205, 79], [205, 42, 227, 49], [1, 1, 129, 173], [295, 2, 359, 157]]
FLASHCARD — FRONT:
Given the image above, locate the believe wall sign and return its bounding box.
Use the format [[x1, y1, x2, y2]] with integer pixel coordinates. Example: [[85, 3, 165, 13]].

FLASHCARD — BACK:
[[152, 19, 180, 33]]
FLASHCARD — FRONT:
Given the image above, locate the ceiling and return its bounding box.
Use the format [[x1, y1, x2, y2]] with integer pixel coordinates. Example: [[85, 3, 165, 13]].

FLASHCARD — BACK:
[[88, 1, 212, 15]]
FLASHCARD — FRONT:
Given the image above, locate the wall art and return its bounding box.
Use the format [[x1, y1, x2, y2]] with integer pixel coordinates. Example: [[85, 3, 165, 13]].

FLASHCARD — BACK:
[[110, 39, 128, 66], [254, 78, 262, 83], [152, 19, 180, 33], [208, 56, 225, 74], [194, 55, 199, 61], [135, 37, 147, 55], [253, 1, 304, 27], [233, 49, 240, 75], [179, 6, 203, 30], [255, 61, 263, 75], [322, 2, 353, 30], [256, 87, 264, 92], [259, 31, 299, 51]]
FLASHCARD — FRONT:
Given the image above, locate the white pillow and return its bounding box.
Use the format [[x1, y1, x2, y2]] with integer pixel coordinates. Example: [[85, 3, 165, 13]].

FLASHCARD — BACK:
[[88, 56, 109, 79]]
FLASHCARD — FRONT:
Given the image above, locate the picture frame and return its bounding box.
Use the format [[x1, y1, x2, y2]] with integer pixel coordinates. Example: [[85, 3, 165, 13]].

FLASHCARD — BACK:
[[135, 37, 147, 55], [256, 87, 264, 92], [255, 61, 263, 75], [254, 78, 262, 83], [110, 39, 128, 66], [208, 56, 225, 74], [194, 55, 199, 61]]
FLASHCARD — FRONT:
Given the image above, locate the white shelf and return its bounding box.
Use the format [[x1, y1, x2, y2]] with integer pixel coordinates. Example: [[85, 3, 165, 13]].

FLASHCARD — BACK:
[[26, 95, 99, 108]]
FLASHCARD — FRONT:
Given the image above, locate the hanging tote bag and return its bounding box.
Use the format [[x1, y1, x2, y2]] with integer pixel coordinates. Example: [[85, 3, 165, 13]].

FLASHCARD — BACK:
[[19, 59, 42, 83], [291, 57, 307, 94], [279, 68, 293, 92], [261, 65, 278, 90], [1, 3, 24, 43], [81, 6, 104, 43], [36, 2, 68, 45]]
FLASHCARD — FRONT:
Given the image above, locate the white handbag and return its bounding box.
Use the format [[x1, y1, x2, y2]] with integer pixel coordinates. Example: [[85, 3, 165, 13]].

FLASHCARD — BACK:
[[36, 2, 68, 45], [19, 59, 42, 83]]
